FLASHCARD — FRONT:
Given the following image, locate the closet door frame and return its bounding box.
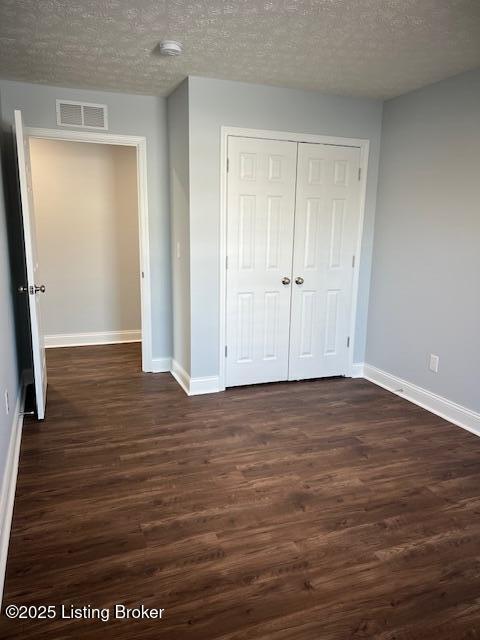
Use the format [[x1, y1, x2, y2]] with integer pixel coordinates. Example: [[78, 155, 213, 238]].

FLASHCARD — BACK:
[[219, 126, 370, 391]]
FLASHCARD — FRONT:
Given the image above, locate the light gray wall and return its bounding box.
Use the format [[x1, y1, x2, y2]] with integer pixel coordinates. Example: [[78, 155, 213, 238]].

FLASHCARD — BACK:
[[187, 76, 383, 378], [167, 80, 191, 375], [0, 102, 20, 508], [30, 139, 140, 338], [0, 79, 171, 360], [366, 69, 480, 412]]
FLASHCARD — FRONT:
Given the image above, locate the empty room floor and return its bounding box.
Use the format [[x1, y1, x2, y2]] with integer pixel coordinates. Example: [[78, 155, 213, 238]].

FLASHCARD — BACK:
[[2, 344, 480, 639]]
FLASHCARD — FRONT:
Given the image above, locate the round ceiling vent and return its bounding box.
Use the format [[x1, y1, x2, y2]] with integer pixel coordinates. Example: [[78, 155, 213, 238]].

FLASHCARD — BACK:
[[159, 40, 183, 56]]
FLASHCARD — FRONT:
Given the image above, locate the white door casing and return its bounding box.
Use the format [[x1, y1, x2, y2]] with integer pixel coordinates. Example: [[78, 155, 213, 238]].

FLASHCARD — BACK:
[[288, 143, 361, 380], [24, 126, 152, 374], [14, 110, 48, 419], [220, 128, 369, 391], [225, 137, 297, 387]]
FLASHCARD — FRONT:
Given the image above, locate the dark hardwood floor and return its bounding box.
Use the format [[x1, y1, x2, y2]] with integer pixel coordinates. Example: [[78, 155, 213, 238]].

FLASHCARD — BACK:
[[2, 343, 480, 639]]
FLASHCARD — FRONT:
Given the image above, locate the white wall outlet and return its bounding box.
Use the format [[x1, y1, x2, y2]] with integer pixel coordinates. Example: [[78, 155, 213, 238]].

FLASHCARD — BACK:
[[176, 241, 181, 259], [429, 354, 439, 373], [4, 389, 9, 415]]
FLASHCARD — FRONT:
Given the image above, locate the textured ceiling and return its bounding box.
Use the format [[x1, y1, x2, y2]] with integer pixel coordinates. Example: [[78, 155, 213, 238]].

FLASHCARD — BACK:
[[1, 1, 479, 99]]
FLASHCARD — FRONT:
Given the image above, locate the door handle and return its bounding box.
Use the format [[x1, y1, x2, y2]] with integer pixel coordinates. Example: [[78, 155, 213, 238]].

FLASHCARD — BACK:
[[30, 284, 46, 294], [295, 277, 304, 285], [281, 277, 291, 285]]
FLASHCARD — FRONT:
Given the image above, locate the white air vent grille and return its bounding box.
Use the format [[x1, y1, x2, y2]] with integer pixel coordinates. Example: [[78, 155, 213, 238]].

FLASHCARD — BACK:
[[58, 102, 82, 126], [56, 100, 108, 130]]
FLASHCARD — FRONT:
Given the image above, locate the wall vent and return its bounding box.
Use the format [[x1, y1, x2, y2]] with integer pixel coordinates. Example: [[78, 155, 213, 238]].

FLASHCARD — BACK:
[[56, 100, 108, 130]]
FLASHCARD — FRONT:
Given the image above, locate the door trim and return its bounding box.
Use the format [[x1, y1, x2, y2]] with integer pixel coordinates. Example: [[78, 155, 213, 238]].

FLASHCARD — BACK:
[[219, 126, 370, 391], [24, 127, 153, 373]]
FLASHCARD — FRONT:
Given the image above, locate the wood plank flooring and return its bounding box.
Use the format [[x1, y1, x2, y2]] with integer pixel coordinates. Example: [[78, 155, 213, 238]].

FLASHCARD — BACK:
[[2, 343, 480, 639]]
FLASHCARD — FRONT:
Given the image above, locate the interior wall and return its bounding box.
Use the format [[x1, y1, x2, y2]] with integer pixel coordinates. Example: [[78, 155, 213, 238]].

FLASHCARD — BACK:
[[29, 139, 140, 340], [167, 80, 191, 376], [0, 79, 171, 363], [187, 76, 383, 378], [366, 68, 480, 412]]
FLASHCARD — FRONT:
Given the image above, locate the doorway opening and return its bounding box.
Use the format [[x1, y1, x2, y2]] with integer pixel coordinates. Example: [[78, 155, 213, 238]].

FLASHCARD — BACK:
[[30, 138, 142, 353], [15, 111, 152, 419]]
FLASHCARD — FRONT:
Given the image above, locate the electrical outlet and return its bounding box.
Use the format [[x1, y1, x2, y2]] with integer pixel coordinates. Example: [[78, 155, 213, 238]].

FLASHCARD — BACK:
[[429, 354, 439, 373], [4, 390, 9, 415], [176, 242, 181, 259]]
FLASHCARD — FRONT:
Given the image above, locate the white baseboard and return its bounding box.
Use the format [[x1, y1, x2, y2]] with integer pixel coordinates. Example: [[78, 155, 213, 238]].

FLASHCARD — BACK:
[[170, 359, 190, 395], [363, 363, 480, 437], [151, 357, 171, 373], [170, 359, 220, 396], [45, 330, 141, 348], [189, 375, 221, 395], [0, 378, 26, 604], [350, 362, 364, 378]]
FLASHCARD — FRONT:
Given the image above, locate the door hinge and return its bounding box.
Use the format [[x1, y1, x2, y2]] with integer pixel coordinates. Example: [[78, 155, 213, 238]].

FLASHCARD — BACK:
[[141, 271, 145, 278], [226, 157, 230, 173], [225, 345, 228, 357], [358, 167, 361, 181], [352, 255, 355, 268], [347, 336, 350, 348]]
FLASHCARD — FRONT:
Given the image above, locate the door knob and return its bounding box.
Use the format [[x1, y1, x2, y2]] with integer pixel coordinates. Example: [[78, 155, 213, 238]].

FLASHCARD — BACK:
[[281, 277, 291, 285], [32, 284, 46, 294], [295, 277, 304, 285]]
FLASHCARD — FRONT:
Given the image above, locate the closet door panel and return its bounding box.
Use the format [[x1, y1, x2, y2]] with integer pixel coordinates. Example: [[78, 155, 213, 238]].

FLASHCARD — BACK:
[[289, 143, 361, 380], [226, 137, 297, 387]]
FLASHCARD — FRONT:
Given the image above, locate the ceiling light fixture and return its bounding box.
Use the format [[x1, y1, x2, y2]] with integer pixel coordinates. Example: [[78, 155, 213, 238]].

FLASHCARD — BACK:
[[159, 40, 183, 56]]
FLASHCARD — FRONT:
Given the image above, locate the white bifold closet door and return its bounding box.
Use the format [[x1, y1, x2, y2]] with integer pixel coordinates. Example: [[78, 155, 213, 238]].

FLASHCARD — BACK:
[[288, 143, 361, 380], [225, 136, 361, 388], [226, 137, 297, 386]]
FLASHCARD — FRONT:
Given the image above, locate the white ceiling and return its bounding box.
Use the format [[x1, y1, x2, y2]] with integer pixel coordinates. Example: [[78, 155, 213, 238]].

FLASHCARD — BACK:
[[1, 1, 479, 100]]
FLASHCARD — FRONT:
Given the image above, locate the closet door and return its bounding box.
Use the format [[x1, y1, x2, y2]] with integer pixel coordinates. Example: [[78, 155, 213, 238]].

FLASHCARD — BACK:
[[289, 143, 361, 380], [226, 137, 297, 387]]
